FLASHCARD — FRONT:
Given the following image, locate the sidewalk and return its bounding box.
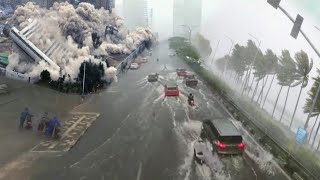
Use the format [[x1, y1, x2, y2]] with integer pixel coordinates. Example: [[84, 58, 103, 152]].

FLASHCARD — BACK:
[[0, 76, 81, 167]]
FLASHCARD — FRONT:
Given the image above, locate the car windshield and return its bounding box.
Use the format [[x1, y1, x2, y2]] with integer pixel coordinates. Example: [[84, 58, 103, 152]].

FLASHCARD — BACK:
[[2, 1, 319, 179]]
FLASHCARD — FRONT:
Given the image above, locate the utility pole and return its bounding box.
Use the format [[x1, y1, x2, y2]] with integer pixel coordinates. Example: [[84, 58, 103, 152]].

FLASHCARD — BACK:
[[82, 62, 86, 95]]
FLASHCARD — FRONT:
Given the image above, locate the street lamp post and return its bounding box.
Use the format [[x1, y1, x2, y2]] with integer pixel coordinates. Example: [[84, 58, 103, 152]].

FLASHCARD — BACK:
[[211, 39, 220, 64], [82, 62, 86, 96], [268, 0, 320, 130], [224, 35, 235, 78]]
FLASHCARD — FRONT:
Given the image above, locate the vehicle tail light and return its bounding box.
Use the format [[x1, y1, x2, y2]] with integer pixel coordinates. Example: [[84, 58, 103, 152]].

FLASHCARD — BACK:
[[215, 140, 226, 149], [238, 142, 245, 149]]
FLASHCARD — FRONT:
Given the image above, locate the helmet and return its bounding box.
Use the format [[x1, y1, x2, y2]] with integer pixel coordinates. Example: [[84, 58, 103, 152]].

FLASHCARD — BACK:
[[189, 93, 192, 96]]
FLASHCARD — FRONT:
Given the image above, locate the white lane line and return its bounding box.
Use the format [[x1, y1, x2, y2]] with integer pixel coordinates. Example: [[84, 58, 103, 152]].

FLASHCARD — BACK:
[[136, 162, 142, 180], [251, 167, 258, 180]]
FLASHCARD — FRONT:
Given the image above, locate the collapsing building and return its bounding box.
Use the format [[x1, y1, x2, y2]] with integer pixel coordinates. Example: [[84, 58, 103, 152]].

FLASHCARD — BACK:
[[4, 2, 155, 81]]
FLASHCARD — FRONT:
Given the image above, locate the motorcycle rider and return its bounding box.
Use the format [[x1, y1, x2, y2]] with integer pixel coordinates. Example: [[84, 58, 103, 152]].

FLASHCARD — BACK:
[[38, 112, 49, 132], [46, 116, 61, 138], [188, 93, 194, 105], [19, 108, 32, 129]]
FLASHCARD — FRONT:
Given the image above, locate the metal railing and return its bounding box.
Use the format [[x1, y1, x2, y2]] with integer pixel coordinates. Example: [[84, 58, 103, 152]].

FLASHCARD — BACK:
[[0, 67, 38, 83], [116, 43, 146, 75]]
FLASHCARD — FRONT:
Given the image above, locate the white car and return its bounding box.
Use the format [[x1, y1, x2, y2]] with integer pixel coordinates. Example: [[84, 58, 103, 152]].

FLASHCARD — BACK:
[[142, 57, 148, 62], [168, 52, 175, 56], [130, 63, 139, 69]]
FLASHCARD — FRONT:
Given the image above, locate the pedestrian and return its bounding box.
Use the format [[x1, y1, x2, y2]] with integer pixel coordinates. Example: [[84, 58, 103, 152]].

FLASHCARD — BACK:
[[19, 108, 31, 129]]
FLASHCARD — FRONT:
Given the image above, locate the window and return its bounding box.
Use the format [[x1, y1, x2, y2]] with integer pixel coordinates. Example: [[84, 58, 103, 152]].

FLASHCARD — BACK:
[[219, 136, 242, 144]]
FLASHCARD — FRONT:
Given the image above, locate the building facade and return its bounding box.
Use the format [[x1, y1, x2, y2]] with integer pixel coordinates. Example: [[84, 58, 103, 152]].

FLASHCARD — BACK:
[[173, 0, 202, 38], [123, 0, 148, 30]]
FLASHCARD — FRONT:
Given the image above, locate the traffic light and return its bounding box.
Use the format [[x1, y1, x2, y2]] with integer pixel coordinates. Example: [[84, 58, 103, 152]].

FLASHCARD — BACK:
[[267, 0, 281, 9], [291, 14, 304, 39]]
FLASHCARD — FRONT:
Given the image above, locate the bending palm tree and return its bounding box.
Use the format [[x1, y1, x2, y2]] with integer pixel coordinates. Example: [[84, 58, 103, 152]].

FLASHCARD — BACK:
[[278, 50, 297, 122], [289, 50, 313, 128], [272, 50, 296, 120], [261, 50, 278, 108], [304, 74, 320, 146]]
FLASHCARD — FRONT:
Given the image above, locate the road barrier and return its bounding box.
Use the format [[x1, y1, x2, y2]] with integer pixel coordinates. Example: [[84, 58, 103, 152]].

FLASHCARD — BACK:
[[0, 67, 38, 83], [116, 43, 146, 75]]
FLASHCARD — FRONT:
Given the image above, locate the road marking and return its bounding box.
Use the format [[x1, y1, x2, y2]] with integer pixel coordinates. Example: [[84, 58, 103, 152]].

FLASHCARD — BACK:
[[251, 167, 258, 180], [47, 115, 86, 149], [31, 112, 100, 152], [136, 162, 142, 180]]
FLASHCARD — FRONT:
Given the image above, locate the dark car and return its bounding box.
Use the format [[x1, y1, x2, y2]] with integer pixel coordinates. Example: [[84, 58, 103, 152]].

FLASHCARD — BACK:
[[148, 73, 159, 82], [185, 73, 198, 87], [201, 119, 245, 155]]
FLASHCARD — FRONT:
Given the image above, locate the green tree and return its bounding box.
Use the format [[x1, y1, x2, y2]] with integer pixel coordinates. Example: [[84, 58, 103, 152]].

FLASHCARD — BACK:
[[40, 69, 51, 83], [193, 33, 212, 57], [304, 73, 320, 146], [257, 49, 278, 106], [229, 44, 247, 78], [289, 50, 313, 128], [78, 60, 105, 94], [271, 50, 297, 120], [250, 49, 265, 101], [241, 40, 259, 95]]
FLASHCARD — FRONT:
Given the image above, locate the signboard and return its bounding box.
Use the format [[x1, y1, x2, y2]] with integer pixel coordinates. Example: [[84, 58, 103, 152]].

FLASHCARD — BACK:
[[267, 0, 281, 9], [295, 127, 307, 144], [291, 14, 304, 39]]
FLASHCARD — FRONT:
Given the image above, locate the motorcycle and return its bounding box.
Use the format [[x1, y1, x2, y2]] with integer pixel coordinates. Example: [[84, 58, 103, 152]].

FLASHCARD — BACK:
[[52, 127, 61, 139], [188, 99, 195, 106], [25, 116, 33, 130]]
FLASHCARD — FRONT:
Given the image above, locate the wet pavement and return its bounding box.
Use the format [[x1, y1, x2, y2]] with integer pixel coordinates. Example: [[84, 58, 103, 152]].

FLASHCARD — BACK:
[[0, 42, 290, 180]]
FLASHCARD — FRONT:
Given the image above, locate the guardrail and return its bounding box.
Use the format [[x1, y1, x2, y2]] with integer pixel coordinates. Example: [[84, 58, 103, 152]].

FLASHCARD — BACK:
[[115, 43, 145, 75], [219, 91, 318, 180], [0, 67, 38, 83]]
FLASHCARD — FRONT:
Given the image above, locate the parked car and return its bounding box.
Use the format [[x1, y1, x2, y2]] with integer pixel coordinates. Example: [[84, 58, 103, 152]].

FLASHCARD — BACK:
[[164, 83, 179, 96], [130, 63, 139, 69], [201, 119, 245, 155], [148, 73, 159, 82]]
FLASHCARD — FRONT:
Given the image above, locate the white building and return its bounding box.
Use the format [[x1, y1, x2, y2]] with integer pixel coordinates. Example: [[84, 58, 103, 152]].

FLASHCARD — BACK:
[[123, 0, 148, 30], [173, 0, 202, 38]]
